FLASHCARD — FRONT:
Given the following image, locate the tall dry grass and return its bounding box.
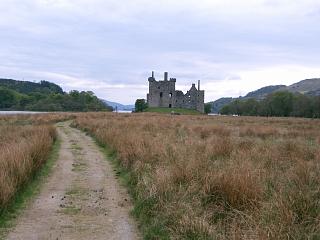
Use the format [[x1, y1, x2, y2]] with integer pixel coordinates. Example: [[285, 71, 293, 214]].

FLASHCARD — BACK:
[[0, 114, 60, 209], [74, 113, 320, 239], [0, 112, 75, 126]]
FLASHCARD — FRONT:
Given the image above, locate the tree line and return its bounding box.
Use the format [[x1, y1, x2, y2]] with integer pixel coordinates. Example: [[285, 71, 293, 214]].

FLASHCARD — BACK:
[[0, 80, 112, 112], [220, 91, 320, 118]]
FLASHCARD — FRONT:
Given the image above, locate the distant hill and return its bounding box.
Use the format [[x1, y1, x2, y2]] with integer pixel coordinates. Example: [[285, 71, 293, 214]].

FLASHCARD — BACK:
[[284, 78, 320, 94], [0, 78, 63, 95], [209, 78, 320, 113], [102, 100, 134, 111], [211, 97, 233, 114], [0, 78, 111, 112], [209, 86, 286, 113], [245, 85, 286, 99]]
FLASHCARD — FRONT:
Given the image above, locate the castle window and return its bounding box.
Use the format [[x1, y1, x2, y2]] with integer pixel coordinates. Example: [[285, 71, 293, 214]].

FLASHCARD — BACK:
[[169, 93, 172, 98], [169, 104, 172, 108], [160, 92, 163, 98], [158, 86, 160, 89]]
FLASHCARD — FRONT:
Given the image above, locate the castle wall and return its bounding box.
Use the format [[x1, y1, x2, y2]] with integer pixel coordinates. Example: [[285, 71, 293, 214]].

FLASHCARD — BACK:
[[148, 78, 176, 108], [174, 91, 185, 108], [196, 90, 205, 113], [147, 72, 205, 113], [184, 84, 198, 109]]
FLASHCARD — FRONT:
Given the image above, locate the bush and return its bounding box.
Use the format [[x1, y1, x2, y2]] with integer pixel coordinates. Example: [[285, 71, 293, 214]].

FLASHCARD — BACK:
[[135, 99, 148, 112]]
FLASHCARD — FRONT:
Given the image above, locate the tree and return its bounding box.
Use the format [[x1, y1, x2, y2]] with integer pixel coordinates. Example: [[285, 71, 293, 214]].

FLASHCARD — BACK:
[[266, 91, 294, 117], [242, 99, 259, 115], [220, 105, 231, 115], [135, 99, 148, 112], [204, 103, 212, 114], [0, 79, 110, 112], [218, 91, 320, 119], [0, 87, 19, 109], [312, 96, 320, 118], [291, 94, 313, 117], [40, 80, 64, 94]]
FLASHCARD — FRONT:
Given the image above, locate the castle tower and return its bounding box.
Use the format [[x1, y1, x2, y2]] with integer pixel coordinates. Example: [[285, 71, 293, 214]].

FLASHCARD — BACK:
[[147, 71, 204, 113], [147, 71, 176, 108], [164, 72, 168, 81]]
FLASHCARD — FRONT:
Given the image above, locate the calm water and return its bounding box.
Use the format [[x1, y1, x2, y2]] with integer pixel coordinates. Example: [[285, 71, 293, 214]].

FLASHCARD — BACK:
[[0, 111, 46, 115], [113, 110, 132, 113], [1, 111, 132, 115]]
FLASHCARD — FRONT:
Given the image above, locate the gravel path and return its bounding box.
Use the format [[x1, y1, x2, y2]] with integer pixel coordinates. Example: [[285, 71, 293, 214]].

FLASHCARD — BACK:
[[6, 122, 140, 240]]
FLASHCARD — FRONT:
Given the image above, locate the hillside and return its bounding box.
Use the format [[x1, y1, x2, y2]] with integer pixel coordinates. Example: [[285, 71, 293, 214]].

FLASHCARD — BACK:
[[102, 100, 134, 111], [285, 78, 320, 94], [245, 85, 286, 99], [210, 78, 320, 113], [0, 78, 63, 95], [211, 97, 234, 114], [0, 79, 111, 112]]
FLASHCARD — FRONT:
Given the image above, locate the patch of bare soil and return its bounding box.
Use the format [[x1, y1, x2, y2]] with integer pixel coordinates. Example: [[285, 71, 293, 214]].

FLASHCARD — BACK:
[[6, 122, 140, 240]]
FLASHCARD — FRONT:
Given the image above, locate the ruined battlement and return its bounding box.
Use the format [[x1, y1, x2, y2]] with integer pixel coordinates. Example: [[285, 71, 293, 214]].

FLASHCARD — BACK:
[[146, 71, 205, 113]]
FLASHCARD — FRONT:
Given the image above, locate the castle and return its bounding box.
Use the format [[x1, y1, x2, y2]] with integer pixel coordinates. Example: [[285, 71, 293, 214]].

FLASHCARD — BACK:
[[147, 71, 205, 113]]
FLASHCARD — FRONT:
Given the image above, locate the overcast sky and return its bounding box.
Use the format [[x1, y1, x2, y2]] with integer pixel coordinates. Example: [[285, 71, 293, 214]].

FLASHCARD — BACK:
[[0, 0, 320, 104]]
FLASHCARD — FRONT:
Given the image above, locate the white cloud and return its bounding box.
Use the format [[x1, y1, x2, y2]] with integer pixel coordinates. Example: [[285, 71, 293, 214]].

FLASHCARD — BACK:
[[203, 65, 320, 101]]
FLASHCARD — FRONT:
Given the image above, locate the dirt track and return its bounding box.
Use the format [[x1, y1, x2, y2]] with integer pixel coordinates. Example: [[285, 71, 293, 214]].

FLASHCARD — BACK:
[[6, 122, 140, 240]]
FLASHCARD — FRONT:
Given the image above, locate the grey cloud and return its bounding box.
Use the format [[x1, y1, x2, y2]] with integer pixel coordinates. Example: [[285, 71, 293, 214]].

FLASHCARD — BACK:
[[0, 0, 320, 104]]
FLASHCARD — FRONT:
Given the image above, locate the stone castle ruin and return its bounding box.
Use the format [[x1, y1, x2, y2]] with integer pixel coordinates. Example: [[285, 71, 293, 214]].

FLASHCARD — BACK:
[[147, 71, 205, 113]]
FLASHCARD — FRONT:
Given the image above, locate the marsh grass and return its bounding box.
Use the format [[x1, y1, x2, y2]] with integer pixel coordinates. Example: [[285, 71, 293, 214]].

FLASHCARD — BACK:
[[0, 113, 75, 126], [0, 125, 56, 207], [0, 136, 60, 238], [0, 113, 73, 212], [74, 113, 320, 239]]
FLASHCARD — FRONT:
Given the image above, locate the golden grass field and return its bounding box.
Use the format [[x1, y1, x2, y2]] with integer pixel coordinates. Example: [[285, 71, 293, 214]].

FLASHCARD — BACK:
[[73, 112, 320, 239], [0, 112, 319, 239], [0, 113, 73, 209]]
